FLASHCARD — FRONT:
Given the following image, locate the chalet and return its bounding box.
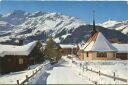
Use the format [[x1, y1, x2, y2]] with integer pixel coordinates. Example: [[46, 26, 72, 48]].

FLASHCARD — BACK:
[[112, 43, 128, 60], [60, 44, 78, 56], [0, 41, 39, 74]]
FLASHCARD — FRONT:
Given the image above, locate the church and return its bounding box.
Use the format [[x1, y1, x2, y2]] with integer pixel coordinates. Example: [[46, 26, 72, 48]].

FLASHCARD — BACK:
[[78, 32, 117, 60], [78, 12, 128, 60]]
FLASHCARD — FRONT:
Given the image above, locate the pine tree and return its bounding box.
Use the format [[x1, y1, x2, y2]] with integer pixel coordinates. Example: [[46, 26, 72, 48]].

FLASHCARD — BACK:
[[31, 41, 44, 64], [44, 36, 61, 63]]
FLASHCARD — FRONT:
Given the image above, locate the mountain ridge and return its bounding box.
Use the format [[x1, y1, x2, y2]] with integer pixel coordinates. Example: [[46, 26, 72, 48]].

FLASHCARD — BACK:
[[0, 10, 127, 44]]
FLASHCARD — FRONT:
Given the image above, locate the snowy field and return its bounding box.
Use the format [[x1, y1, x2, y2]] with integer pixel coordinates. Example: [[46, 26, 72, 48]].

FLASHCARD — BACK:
[[83, 60, 128, 79], [71, 56, 128, 84]]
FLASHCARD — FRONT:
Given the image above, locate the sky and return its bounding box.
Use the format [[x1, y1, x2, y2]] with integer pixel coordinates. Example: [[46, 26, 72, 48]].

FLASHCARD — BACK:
[[0, 1, 128, 23]]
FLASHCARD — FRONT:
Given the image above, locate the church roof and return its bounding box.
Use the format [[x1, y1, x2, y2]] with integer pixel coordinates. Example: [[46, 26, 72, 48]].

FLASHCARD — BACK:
[[83, 32, 117, 52]]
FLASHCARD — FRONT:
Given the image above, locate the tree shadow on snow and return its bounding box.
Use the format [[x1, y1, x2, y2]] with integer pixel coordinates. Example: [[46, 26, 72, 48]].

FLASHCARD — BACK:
[[54, 59, 68, 67], [47, 66, 54, 71], [36, 71, 50, 84], [54, 64, 67, 67], [47, 59, 68, 71]]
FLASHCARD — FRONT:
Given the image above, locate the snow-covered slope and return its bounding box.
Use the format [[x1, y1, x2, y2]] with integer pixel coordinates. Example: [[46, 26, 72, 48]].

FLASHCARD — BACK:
[[99, 19, 128, 34], [0, 10, 127, 44], [0, 21, 14, 31], [0, 10, 86, 43], [13, 12, 85, 38]]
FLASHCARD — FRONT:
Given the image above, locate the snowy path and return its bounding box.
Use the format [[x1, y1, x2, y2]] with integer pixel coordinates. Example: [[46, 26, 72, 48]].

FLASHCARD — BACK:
[[27, 57, 128, 84], [46, 59, 91, 84], [29, 57, 92, 84]]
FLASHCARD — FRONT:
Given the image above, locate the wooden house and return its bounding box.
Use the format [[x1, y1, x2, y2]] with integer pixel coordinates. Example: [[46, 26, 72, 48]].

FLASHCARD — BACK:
[[60, 44, 78, 56], [112, 43, 128, 60], [0, 41, 38, 74]]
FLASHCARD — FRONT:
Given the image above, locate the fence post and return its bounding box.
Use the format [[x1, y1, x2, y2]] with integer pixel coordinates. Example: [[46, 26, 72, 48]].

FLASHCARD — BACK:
[[26, 75, 28, 82], [17, 80, 19, 85], [113, 72, 116, 81], [86, 66, 88, 71], [83, 65, 84, 72], [33, 71, 34, 75], [95, 81, 97, 85], [99, 70, 100, 76], [80, 63, 82, 69]]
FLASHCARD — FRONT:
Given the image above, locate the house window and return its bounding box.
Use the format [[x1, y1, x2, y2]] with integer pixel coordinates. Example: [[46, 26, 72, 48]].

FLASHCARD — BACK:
[[19, 58, 23, 64], [97, 52, 107, 58], [87, 52, 89, 57], [116, 53, 127, 60], [7, 58, 12, 62], [113, 53, 116, 57]]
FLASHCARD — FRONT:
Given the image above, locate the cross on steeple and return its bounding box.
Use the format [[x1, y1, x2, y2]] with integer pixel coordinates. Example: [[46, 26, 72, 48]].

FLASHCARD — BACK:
[[91, 10, 97, 36]]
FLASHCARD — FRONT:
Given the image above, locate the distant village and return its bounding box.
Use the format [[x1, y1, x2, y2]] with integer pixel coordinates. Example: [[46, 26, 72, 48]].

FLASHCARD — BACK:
[[0, 15, 128, 75]]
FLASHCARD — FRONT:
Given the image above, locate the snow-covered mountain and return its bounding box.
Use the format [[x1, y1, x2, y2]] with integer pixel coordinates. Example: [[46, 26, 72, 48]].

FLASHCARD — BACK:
[[0, 21, 14, 31], [99, 19, 128, 34], [0, 10, 128, 44]]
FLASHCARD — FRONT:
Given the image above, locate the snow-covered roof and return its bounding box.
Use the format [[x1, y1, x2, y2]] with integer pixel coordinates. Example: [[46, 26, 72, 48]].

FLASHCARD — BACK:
[[112, 43, 128, 53], [0, 51, 6, 57], [83, 32, 117, 52], [0, 41, 37, 57], [60, 44, 77, 49]]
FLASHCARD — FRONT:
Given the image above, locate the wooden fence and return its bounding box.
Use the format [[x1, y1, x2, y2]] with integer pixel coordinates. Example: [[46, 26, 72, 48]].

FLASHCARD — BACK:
[[16, 64, 45, 85], [72, 61, 127, 83], [81, 64, 127, 83]]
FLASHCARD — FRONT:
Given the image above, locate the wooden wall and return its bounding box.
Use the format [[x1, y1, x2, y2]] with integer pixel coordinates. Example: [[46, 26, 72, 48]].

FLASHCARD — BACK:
[[0, 43, 43, 74], [116, 53, 128, 60], [1, 55, 29, 74], [61, 48, 78, 56], [78, 51, 116, 60]]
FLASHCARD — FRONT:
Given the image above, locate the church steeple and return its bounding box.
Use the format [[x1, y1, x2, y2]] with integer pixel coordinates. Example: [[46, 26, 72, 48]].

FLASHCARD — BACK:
[[91, 10, 97, 36]]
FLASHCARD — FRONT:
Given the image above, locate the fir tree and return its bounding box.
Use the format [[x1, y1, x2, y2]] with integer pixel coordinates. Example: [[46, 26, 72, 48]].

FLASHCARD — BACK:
[[31, 41, 44, 64], [44, 36, 61, 63]]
